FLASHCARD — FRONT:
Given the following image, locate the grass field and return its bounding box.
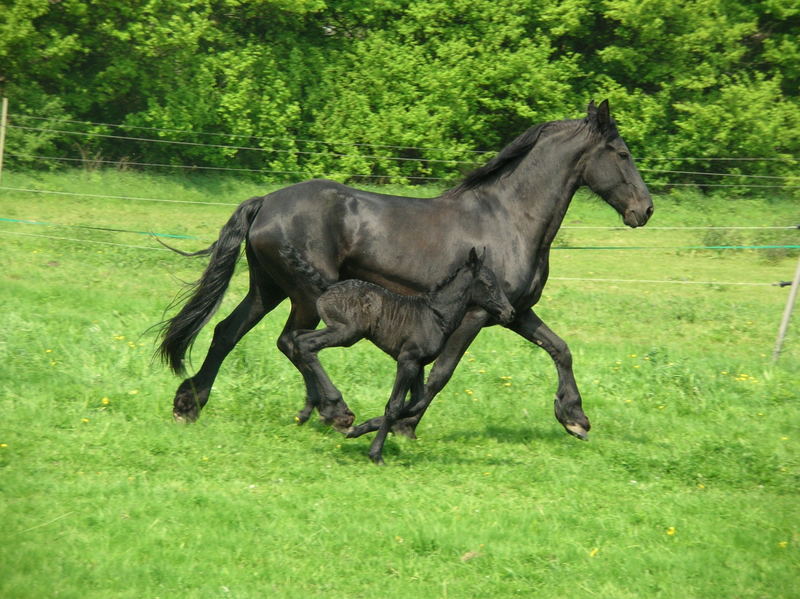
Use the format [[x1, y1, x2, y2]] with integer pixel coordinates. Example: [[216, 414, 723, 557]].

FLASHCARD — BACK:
[[1, 170, 798, 598]]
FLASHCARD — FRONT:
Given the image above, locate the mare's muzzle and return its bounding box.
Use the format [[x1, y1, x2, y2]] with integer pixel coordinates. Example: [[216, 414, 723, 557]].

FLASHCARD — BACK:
[[623, 203, 654, 228]]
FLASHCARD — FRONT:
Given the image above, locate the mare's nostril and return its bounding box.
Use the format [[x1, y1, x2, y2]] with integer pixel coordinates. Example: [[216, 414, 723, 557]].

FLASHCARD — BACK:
[[646, 205, 654, 218]]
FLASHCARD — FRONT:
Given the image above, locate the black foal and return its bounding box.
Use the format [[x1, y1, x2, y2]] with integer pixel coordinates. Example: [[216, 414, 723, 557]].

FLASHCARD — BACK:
[[283, 246, 515, 464]]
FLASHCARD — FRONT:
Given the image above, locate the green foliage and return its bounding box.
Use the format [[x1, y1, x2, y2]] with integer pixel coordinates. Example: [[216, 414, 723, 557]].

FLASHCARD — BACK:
[[0, 0, 798, 188]]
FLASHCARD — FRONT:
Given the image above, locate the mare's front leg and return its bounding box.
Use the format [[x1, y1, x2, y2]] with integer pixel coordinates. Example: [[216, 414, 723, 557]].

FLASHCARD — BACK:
[[348, 311, 487, 439], [368, 358, 420, 465], [507, 309, 590, 439]]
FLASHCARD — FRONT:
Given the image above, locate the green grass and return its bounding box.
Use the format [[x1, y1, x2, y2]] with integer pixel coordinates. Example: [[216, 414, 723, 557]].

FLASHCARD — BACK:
[[1, 169, 798, 598]]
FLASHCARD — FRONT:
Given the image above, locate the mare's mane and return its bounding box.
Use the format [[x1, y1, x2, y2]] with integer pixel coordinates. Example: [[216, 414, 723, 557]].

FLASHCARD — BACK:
[[446, 116, 615, 196]]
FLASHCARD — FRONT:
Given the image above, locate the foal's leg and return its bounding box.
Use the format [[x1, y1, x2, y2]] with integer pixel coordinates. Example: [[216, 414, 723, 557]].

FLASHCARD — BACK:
[[348, 311, 487, 439], [507, 309, 590, 439], [172, 278, 283, 422], [368, 358, 420, 465]]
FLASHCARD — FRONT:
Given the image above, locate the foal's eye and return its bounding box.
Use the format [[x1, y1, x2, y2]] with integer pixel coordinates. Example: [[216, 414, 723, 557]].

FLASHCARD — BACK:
[[618, 151, 630, 160]]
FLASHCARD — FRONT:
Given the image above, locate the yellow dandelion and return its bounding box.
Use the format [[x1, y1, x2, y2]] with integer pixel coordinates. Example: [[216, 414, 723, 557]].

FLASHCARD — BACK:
[[0, 443, 8, 448], [45, 349, 53, 353], [128, 390, 139, 395], [666, 527, 676, 536], [778, 541, 788, 549], [81, 418, 90, 423], [114, 335, 125, 341], [589, 548, 600, 557], [101, 397, 110, 405], [465, 389, 474, 396]]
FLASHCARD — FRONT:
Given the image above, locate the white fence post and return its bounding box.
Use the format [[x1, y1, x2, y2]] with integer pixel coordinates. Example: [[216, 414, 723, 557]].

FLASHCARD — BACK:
[[773, 255, 800, 362], [0, 97, 8, 184]]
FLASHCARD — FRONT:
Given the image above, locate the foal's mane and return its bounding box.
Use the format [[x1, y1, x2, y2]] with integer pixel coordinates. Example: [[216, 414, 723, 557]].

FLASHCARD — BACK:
[[446, 117, 601, 196], [426, 255, 472, 296]]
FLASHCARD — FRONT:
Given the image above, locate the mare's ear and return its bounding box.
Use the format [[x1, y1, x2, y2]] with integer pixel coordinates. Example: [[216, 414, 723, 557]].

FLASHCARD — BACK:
[[597, 99, 611, 133], [587, 99, 612, 135]]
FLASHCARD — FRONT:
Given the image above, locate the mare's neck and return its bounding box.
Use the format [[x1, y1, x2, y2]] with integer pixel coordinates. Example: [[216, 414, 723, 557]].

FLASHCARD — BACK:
[[488, 123, 590, 249]]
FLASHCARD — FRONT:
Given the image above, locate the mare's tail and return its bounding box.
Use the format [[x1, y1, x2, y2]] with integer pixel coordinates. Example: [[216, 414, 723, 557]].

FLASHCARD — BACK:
[[278, 245, 333, 296], [159, 196, 263, 375]]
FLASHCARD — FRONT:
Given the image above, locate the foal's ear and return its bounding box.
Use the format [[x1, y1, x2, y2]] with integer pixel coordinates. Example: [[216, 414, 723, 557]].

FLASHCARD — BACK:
[[468, 246, 486, 270]]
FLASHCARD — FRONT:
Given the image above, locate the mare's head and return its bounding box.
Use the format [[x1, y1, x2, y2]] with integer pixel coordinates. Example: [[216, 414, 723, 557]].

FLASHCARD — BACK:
[[581, 100, 653, 228], [465, 248, 516, 324]]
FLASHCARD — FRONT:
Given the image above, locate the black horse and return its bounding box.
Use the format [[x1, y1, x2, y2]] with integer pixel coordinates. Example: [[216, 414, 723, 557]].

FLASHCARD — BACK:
[[159, 100, 652, 441], [282, 246, 515, 463]]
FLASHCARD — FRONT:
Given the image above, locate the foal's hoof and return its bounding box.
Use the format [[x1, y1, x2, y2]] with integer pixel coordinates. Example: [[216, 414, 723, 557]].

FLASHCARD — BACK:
[[345, 423, 370, 439], [369, 454, 386, 466], [295, 410, 312, 426], [564, 422, 589, 441]]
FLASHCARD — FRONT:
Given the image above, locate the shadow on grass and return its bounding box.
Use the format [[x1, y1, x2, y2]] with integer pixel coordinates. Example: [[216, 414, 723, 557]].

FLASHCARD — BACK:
[[440, 424, 566, 445], [325, 423, 573, 468]]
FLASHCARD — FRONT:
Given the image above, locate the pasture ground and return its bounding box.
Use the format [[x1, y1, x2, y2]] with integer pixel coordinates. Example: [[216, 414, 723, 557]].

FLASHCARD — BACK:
[[1, 170, 798, 598]]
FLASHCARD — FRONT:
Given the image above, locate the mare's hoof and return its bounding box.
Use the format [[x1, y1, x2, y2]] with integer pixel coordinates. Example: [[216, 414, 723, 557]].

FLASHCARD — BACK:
[[369, 454, 386, 466], [173, 410, 198, 423], [391, 420, 418, 439], [564, 422, 589, 441]]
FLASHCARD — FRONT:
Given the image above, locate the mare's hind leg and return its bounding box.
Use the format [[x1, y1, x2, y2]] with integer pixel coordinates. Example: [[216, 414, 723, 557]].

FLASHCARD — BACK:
[[173, 277, 284, 422], [277, 304, 356, 432]]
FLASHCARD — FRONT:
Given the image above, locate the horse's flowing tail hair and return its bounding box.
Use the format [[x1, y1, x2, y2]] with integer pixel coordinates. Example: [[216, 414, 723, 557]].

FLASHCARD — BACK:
[[159, 196, 263, 375]]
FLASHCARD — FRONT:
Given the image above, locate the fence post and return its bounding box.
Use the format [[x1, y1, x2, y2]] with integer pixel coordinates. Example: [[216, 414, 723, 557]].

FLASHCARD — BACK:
[[0, 97, 7, 184], [773, 255, 800, 362]]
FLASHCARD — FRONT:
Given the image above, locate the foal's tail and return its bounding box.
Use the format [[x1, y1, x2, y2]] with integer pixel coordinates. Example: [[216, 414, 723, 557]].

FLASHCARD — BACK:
[[278, 245, 333, 296], [159, 196, 264, 375]]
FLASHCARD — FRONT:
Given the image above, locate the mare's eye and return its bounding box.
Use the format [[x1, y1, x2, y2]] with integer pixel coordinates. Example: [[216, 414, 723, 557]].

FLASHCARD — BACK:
[[618, 151, 629, 160]]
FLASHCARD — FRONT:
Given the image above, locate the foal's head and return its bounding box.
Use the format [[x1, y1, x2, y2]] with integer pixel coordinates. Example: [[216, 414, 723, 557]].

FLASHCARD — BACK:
[[463, 248, 516, 324], [580, 100, 654, 228]]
